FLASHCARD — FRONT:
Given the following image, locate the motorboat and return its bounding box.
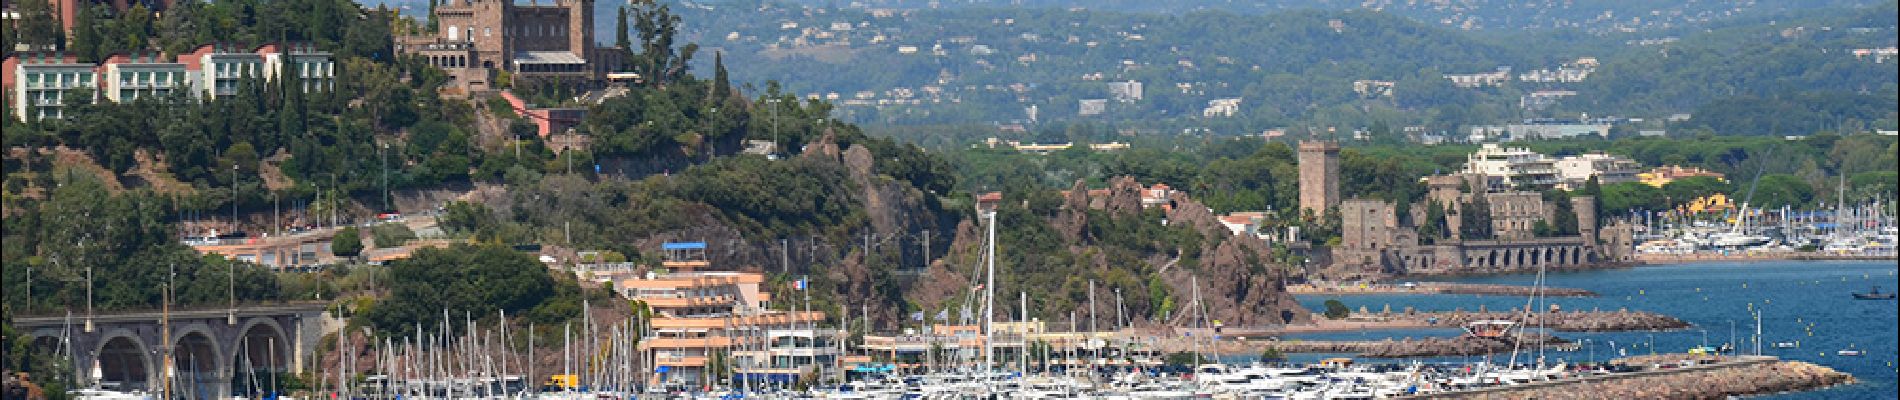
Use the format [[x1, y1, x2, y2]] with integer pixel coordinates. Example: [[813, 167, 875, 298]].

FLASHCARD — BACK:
[[1853, 286, 1896, 300]]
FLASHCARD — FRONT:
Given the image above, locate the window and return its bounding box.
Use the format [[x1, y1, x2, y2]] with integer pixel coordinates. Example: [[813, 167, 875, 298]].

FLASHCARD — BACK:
[[485, 27, 492, 37]]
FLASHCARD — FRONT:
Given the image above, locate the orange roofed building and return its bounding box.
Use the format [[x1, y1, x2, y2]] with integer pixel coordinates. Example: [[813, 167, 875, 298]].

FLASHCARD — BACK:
[[626, 241, 836, 388]]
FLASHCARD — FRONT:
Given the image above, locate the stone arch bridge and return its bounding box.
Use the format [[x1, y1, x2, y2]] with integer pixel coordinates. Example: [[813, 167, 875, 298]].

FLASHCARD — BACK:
[[12, 303, 331, 400]]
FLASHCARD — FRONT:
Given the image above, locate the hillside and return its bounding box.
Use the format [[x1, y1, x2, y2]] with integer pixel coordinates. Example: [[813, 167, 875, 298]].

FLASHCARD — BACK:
[[664, 1, 1897, 138]]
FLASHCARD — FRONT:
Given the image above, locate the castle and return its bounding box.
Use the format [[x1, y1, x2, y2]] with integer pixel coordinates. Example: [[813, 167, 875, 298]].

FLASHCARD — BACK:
[[395, 0, 621, 92], [1297, 141, 1634, 278]]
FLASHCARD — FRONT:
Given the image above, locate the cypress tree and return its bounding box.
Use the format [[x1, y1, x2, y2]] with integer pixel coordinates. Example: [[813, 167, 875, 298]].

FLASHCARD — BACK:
[[615, 6, 631, 50]]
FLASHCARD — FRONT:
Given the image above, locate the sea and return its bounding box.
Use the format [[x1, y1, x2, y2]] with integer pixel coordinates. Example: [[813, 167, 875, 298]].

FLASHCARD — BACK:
[[1286, 260, 1899, 399]]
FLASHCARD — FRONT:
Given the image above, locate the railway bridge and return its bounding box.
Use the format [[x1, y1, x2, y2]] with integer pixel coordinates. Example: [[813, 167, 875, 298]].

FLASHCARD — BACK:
[[12, 303, 332, 399]]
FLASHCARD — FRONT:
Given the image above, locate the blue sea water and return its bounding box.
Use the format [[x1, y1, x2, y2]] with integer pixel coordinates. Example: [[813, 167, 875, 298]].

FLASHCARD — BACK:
[[1289, 261, 1899, 399]]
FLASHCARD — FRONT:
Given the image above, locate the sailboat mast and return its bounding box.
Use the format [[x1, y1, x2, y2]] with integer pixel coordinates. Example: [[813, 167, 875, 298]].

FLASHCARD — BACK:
[[982, 209, 997, 374]]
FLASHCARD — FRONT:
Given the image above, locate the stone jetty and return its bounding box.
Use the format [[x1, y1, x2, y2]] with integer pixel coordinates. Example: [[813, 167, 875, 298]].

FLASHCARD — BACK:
[[1426, 309, 1690, 332], [1414, 354, 1854, 399], [1161, 334, 1568, 358], [1289, 282, 1597, 297]]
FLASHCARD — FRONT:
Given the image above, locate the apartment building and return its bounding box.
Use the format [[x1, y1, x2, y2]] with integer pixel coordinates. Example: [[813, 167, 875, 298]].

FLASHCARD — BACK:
[[4, 43, 335, 120], [624, 242, 833, 388], [1462, 143, 1559, 190]]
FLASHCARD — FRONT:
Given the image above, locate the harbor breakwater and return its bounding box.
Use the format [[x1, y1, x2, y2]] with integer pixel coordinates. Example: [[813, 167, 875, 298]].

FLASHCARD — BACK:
[[1154, 334, 1568, 358], [1290, 282, 1597, 297], [1411, 354, 1855, 399]]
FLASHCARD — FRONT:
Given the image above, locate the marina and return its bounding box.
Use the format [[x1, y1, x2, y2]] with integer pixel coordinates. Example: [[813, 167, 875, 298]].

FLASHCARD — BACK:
[[51, 259, 1890, 399]]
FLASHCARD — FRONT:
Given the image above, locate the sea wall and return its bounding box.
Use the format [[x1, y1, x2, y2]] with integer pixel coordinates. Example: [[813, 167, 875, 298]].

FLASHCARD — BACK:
[[1414, 355, 1854, 399]]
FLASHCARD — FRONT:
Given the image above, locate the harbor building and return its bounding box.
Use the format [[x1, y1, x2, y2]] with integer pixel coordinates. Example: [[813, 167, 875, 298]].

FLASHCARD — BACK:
[[622, 242, 832, 388]]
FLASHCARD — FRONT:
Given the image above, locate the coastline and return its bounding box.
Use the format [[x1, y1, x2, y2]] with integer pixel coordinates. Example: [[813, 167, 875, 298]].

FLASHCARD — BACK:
[[1633, 252, 1897, 264], [1407, 354, 1856, 399]]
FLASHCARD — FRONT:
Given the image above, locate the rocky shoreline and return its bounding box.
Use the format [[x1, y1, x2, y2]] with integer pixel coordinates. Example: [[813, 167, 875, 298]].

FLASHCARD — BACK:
[[1426, 309, 1691, 332], [1290, 282, 1597, 297], [1416, 354, 1856, 399]]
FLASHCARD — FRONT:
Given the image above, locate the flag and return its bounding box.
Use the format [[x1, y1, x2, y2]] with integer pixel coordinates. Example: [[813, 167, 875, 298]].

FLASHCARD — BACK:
[[960, 308, 972, 321], [793, 278, 807, 290], [936, 310, 949, 321], [911, 311, 925, 321], [972, 284, 984, 291]]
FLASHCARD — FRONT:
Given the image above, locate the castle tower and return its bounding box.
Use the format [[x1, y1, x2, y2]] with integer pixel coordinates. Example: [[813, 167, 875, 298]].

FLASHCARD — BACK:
[[1298, 140, 1341, 216], [562, 0, 594, 58], [1572, 195, 1598, 244]]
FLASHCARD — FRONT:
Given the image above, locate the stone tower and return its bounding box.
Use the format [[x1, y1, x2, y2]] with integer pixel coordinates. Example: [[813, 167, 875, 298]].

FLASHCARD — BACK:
[[561, 0, 594, 62], [1572, 195, 1598, 244], [1298, 140, 1341, 216]]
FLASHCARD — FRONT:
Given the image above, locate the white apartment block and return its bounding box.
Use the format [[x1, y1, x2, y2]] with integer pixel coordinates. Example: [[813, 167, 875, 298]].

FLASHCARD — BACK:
[[101, 52, 189, 103], [5, 43, 334, 120], [1463, 143, 1559, 190], [9, 54, 96, 121], [1553, 152, 1642, 190]]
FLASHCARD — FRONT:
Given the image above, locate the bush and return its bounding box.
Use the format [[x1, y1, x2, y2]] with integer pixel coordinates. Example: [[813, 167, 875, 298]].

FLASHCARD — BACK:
[[332, 227, 363, 258], [1164, 351, 1210, 367], [370, 223, 417, 248], [1260, 346, 1286, 362], [1323, 299, 1351, 319]]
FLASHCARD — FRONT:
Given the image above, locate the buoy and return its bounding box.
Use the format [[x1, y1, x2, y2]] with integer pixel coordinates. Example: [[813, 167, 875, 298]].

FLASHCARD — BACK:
[[1640, 289, 1646, 295], [1696, 288, 1702, 292], [1742, 283, 1748, 289]]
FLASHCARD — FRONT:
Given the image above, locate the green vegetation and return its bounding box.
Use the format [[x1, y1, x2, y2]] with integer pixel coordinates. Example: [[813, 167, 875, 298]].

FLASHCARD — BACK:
[[355, 243, 605, 339], [680, 2, 1897, 133], [332, 227, 363, 258], [1164, 351, 1211, 367], [0, 175, 289, 313], [1259, 346, 1286, 362], [1322, 299, 1351, 319], [369, 223, 417, 248]]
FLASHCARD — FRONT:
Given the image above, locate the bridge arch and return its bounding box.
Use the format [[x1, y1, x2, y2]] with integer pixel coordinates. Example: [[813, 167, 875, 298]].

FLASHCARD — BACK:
[[92, 328, 154, 392], [172, 324, 226, 399], [231, 318, 293, 397]]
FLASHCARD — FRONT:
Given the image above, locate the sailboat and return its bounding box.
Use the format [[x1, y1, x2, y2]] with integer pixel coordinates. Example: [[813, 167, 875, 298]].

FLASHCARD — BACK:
[[1713, 152, 1776, 249]]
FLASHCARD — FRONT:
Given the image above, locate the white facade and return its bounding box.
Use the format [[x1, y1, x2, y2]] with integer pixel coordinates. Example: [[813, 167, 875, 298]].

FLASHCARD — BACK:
[[1107, 80, 1143, 102], [195, 52, 264, 99], [12, 61, 95, 120], [103, 61, 188, 103], [1462, 143, 1559, 190], [263, 50, 337, 93], [1553, 152, 1641, 189]]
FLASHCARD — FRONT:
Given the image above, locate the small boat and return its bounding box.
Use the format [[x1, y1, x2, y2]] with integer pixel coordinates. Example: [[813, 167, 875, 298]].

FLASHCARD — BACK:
[[1837, 349, 1864, 357], [1772, 341, 1798, 349], [1852, 286, 1897, 300]]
